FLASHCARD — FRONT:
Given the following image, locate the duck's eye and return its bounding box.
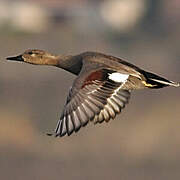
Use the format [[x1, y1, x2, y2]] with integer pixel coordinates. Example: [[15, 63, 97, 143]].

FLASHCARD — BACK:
[[28, 52, 33, 55]]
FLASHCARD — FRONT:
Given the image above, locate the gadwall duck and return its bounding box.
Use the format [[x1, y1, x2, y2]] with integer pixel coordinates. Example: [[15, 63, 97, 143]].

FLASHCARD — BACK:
[[7, 49, 179, 137]]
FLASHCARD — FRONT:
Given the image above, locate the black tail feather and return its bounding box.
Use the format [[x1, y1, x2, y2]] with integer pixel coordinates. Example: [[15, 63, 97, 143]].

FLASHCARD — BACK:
[[141, 71, 179, 89]]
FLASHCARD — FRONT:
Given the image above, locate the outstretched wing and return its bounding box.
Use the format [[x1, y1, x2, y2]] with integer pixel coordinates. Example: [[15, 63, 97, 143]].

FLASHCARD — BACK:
[[53, 68, 131, 137]]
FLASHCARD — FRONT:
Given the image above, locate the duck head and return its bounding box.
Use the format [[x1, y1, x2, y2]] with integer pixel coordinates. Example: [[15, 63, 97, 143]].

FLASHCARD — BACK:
[[7, 49, 59, 66]]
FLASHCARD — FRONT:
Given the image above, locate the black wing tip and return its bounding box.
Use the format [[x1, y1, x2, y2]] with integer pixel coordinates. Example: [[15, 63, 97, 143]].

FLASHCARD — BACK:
[[46, 132, 59, 137], [67, 130, 74, 136], [46, 132, 68, 138], [46, 132, 53, 136]]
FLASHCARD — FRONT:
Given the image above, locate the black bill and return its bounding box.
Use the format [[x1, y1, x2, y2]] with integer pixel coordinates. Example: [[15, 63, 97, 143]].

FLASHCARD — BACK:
[[6, 55, 24, 62]]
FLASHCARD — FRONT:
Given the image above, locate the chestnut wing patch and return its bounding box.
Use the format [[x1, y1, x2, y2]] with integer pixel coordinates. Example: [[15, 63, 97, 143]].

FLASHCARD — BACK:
[[53, 69, 131, 137], [81, 69, 109, 88]]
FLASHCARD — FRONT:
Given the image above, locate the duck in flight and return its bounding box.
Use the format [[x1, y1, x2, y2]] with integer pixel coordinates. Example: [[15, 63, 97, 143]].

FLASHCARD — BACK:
[[7, 49, 180, 137]]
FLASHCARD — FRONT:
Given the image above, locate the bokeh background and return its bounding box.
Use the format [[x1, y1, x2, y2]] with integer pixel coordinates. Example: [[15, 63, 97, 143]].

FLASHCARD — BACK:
[[0, 0, 180, 179]]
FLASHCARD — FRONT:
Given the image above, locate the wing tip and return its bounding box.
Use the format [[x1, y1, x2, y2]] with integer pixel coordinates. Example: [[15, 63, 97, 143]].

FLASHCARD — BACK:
[[46, 131, 62, 137], [46, 132, 53, 136]]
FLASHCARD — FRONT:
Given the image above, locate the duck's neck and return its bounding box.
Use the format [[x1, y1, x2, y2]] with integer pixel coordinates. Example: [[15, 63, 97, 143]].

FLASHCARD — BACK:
[[55, 54, 83, 75]]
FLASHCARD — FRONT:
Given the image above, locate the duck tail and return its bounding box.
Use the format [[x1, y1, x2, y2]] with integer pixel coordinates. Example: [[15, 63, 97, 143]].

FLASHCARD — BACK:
[[141, 71, 180, 89]]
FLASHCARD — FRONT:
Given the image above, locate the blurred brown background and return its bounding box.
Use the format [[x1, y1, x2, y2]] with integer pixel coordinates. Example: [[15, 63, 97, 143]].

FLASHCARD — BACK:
[[0, 0, 180, 179]]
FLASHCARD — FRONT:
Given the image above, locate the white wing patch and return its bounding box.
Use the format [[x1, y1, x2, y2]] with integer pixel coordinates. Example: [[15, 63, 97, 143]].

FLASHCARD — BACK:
[[108, 72, 129, 83]]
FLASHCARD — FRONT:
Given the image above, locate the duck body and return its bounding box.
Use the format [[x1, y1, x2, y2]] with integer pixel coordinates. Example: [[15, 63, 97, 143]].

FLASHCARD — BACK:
[[58, 51, 142, 75], [57, 51, 177, 90], [7, 50, 179, 137]]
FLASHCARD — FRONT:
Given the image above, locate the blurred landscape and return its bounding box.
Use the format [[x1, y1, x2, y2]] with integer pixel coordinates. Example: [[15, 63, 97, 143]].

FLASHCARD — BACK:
[[0, 0, 180, 179]]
